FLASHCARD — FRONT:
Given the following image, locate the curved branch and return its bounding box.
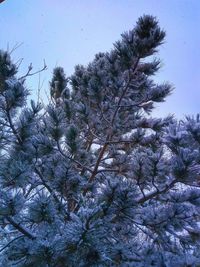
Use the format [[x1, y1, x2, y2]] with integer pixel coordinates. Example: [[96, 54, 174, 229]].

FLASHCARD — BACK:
[[0, 235, 23, 253]]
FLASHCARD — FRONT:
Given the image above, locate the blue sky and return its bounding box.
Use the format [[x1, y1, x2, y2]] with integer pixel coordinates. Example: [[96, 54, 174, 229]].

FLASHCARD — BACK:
[[0, 0, 199, 118]]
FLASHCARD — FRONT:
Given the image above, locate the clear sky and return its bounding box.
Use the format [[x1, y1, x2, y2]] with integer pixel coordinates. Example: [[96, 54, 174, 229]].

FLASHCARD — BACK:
[[0, 0, 199, 118]]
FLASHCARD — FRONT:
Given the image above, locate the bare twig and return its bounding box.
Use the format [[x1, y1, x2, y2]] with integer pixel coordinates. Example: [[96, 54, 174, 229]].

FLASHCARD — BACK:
[[19, 60, 47, 80], [8, 42, 24, 55]]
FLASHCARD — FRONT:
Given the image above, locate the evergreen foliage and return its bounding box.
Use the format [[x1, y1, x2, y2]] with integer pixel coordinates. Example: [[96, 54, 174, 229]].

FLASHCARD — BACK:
[[0, 15, 200, 266]]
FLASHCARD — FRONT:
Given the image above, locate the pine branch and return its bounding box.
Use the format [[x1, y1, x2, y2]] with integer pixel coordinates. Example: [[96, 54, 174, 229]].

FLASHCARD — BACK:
[[83, 58, 141, 193]]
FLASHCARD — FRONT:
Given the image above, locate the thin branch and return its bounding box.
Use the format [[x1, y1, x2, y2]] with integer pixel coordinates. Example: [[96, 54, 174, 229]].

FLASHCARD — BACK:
[[0, 235, 23, 253], [6, 109, 22, 144], [86, 143, 108, 185], [96, 168, 120, 174], [105, 139, 137, 145], [152, 176, 159, 193], [34, 167, 71, 220], [6, 216, 35, 240], [15, 58, 24, 70], [113, 99, 151, 109], [8, 42, 24, 55], [56, 141, 93, 173], [34, 168, 60, 203], [137, 179, 177, 204], [88, 127, 104, 143], [98, 103, 110, 124], [111, 57, 140, 125], [19, 60, 47, 80]]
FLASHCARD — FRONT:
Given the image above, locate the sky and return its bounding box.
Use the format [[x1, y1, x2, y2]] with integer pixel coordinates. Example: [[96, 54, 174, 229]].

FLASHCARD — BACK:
[[0, 0, 199, 118]]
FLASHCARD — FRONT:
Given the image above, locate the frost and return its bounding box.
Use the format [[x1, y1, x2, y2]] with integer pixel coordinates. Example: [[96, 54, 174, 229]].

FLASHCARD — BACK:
[[0, 15, 200, 266]]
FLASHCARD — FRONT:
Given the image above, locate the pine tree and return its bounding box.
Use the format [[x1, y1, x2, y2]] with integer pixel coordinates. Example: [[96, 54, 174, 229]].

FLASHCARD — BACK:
[[0, 15, 200, 266]]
